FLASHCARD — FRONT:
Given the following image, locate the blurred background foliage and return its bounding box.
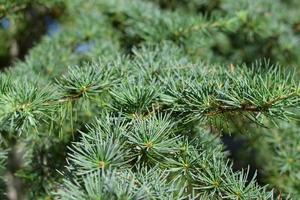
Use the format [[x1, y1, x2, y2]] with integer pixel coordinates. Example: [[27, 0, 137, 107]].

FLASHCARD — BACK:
[[0, 0, 64, 68]]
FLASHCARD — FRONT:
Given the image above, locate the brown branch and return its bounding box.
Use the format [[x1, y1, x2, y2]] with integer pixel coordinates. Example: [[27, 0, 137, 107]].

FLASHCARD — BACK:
[[204, 105, 261, 117], [204, 92, 298, 117], [47, 85, 94, 104]]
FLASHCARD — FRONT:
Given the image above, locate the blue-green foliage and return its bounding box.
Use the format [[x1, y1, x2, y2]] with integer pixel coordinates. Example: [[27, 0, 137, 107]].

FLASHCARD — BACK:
[[0, 0, 300, 199]]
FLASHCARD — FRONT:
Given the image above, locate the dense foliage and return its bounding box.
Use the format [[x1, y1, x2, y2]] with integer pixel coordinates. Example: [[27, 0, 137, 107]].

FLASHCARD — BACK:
[[0, 0, 300, 199]]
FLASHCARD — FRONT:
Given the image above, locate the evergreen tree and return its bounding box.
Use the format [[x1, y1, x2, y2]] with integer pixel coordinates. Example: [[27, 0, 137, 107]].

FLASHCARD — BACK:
[[0, 0, 300, 199]]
